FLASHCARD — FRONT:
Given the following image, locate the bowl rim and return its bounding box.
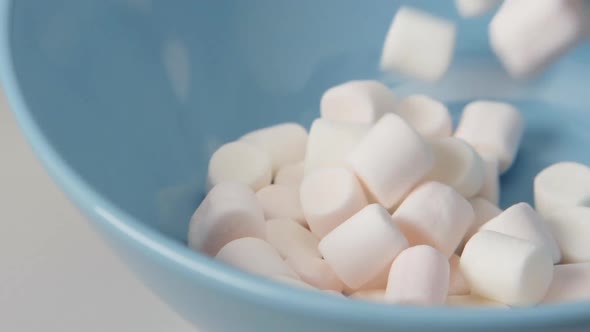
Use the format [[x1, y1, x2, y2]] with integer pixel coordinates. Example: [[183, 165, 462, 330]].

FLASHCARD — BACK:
[[1, 0, 589, 328]]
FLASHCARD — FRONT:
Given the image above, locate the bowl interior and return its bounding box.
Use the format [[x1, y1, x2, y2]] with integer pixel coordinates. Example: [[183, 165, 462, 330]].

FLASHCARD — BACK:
[[7, 0, 590, 245]]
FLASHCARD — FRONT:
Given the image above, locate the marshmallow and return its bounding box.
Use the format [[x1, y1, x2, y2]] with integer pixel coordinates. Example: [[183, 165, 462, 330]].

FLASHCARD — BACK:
[[216, 237, 299, 279], [343, 265, 389, 294], [393, 182, 474, 257], [543, 263, 590, 304], [461, 230, 554, 306], [396, 95, 453, 139], [350, 289, 387, 303], [208, 141, 272, 191], [446, 295, 509, 308], [545, 207, 590, 263], [477, 152, 500, 205], [188, 182, 265, 256], [455, 0, 500, 18], [480, 203, 561, 263], [534, 162, 590, 219], [320, 80, 396, 124], [348, 114, 433, 209], [458, 198, 502, 252], [273, 162, 304, 187], [304, 119, 369, 173], [285, 255, 344, 292], [300, 168, 368, 238], [427, 137, 485, 197], [449, 254, 470, 296], [266, 218, 321, 260], [489, 0, 589, 78], [454, 101, 524, 174], [271, 275, 317, 290], [241, 123, 308, 174], [381, 6, 456, 82], [319, 204, 409, 289], [386, 245, 450, 306], [256, 185, 305, 226]]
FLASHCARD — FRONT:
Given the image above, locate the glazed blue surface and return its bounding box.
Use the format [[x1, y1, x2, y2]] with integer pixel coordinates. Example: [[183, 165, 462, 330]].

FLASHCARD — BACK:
[[2, 0, 590, 331]]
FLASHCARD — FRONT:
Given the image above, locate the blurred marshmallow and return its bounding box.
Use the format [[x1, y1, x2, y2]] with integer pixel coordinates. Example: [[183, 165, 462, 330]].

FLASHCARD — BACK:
[[396, 94, 453, 139], [447, 295, 509, 308], [256, 184, 305, 226], [543, 263, 590, 304], [477, 152, 500, 205], [208, 141, 272, 191], [286, 255, 344, 292], [545, 207, 590, 263], [266, 218, 321, 260], [455, 0, 499, 17], [273, 162, 304, 187], [534, 162, 590, 218], [350, 289, 387, 303], [449, 254, 470, 296]]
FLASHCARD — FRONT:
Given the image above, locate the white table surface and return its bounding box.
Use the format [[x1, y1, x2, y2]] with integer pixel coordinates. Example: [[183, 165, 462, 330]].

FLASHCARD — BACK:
[[0, 88, 196, 331]]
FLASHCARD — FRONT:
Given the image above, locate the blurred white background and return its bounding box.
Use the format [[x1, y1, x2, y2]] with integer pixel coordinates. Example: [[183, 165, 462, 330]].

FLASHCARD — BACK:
[[0, 88, 195, 331]]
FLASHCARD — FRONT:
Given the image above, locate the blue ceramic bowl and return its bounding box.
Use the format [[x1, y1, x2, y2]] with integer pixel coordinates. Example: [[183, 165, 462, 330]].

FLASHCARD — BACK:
[[3, 1, 590, 331]]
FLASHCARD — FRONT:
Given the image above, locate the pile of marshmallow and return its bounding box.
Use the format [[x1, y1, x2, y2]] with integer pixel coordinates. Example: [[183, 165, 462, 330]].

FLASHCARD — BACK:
[[186, 2, 590, 308]]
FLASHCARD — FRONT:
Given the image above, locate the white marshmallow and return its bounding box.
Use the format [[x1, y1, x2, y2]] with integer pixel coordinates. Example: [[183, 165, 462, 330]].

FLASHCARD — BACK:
[[480, 203, 561, 263], [273, 162, 304, 188], [477, 152, 500, 205], [304, 119, 369, 173], [449, 254, 470, 296], [265, 218, 321, 260], [396, 95, 453, 139], [256, 184, 305, 226], [300, 168, 368, 238], [545, 207, 590, 263], [461, 230, 554, 306], [455, 101, 524, 174], [348, 113, 433, 209], [458, 198, 502, 252], [349, 289, 387, 303], [446, 295, 509, 308], [534, 162, 590, 219], [427, 137, 485, 197], [285, 255, 344, 292], [319, 204, 409, 289], [320, 80, 396, 124], [188, 182, 265, 256], [381, 6, 456, 82], [489, 0, 589, 78], [393, 182, 474, 257], [271, 275, 317, 290], [208, 141, 272, 191], [343, 265, 390, 294], [216, 237, 299, 279], [455, 0, 500, 18], [543, 263, 590, 304], [386, 245, 450, 306], [241, 123, 308, 174]]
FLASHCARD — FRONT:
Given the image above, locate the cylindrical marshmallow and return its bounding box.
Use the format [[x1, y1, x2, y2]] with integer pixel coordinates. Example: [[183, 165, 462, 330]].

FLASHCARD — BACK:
[[256, 184, 305, 226], [458, 198, 502, 253], [542, 263, 590, 304], [208, 141, 272, 191], [380, 6, 456, 82], [446, 295, 509, 308], [449, 254, 469, 296], [454, 101, 524, 174], [489, 0, 589, 78], [455, 0, 500, 17], [396, 94, 452, 139], [480, 203, 561, 263], [304, 119, 369, 173], [319, 204, 409, 289], [350, 289, 387, 303], [393, 182, 474, 257], [477, 152, 500, 205], [273, 162, 304, 188], [300, 167, 368, 238], [545, 207, 590, 263], [188, 182, 265, 256], [348, 113, 433, 209], [285, 255, 344, 292], [461, 230, 554, 306], [265, 218, 321, 260], [320, 80, 396, 124], [427, 137, 485, 197], [386, 245, 450, 306], [216, 237, 299, 279], [241, 123, 308, 174], [534, 162, 590, 219]]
